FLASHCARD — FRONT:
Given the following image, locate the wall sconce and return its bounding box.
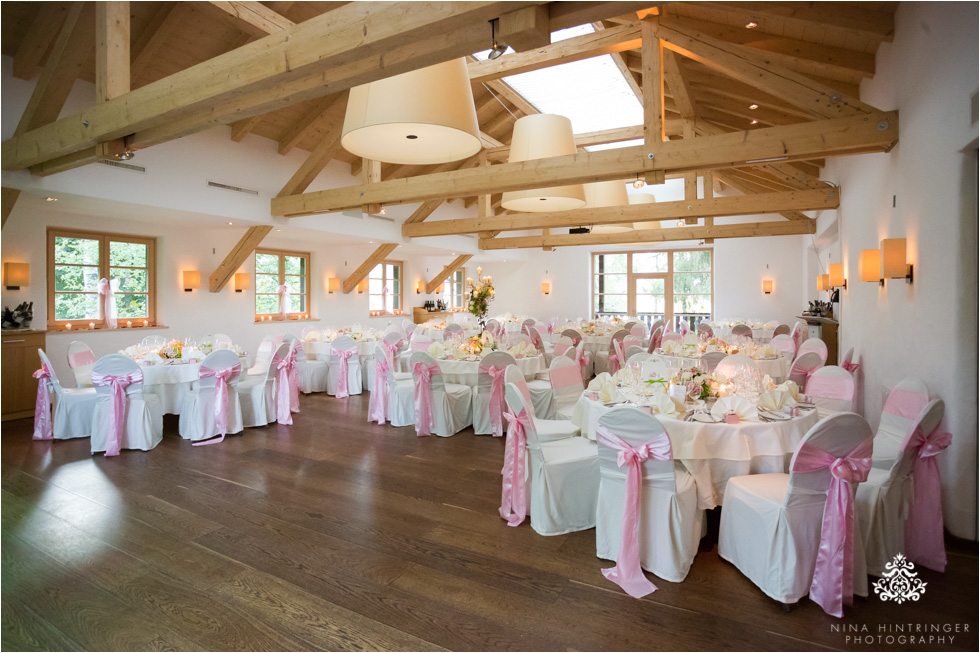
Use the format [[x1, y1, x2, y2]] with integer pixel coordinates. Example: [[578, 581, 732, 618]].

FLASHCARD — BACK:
[[816, 274, 830, 291], [183, 270, 200, 292], [881, 238, 913, 284], [762, 279, 773, 294], [541, 281, 551, 295], [357, 279, 368, 294], [3, 262, 29, 290], [828, 263, 846, 289], [234, 272, 250, 293], [859, 249, 880, 282], [416, 280, 423, 294], [328, 277, 340, 293]]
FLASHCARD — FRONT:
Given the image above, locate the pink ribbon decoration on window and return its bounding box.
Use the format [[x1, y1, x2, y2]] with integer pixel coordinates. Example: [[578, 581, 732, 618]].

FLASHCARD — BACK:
[[479, 363, 507, 437], [499, 407, 530, 526], [192, 362, 242, 446], [277, 284, 290, 320], [92, 370, 144, 456], [32, 366, 54, 440], [274, 354, 292, 425], [97, 278, 119, 328], [595, 425, 673, 598], [413, 361, 440, 436], [334, 346, 356, 398], [368, 357, 390, 424], [792, 438, 873, 618], [903, 425, 952, 572], [68, 350, 96, 367], [841, 360, 861, 375]]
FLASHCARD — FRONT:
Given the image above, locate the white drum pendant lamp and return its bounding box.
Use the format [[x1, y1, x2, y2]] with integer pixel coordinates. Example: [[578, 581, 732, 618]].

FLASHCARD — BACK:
[[628, 192, 661, 230], [501, 114, 586, 212], [586, 180, 632, 233], [341, 58, 481, 165]]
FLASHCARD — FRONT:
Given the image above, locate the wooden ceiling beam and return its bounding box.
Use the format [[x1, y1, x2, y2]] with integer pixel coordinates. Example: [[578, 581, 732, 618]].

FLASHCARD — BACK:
[[1, 188, 22, 230], [209, 225, 274, 292], [12, 2, 70, 81], [96, 2, 130, 104], [230, 115, 265, 142], [206, 1, 295, 37], [344, 244, 398, 295], [714, 170, 813, 222], [426, 255, 473, 294], [403, 188, 835, 237], [642, 17, 666, 185], [275, 113, 348, 198], [277, 92, 348, 155], [480, 77, 540, 119], [131, 3, 183, 84], [497, 5, 550, 51], [686, 1, 895, 43], [479, 219, 816, 249], [661, 48, 695, 121], [273, 111, 897, 216]]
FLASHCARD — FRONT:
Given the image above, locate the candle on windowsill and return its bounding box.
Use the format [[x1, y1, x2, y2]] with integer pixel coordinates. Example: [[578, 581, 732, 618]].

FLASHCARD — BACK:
[[143, 320, 148, 327], [126, 320, 132, 328], [89, 322, 95, 330], [65, 323, 72, 331]]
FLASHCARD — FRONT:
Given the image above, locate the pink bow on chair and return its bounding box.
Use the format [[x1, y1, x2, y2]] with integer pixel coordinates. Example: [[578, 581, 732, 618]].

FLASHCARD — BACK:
[[32, 367, 54, 440], [595, 425, 673, 598], [904, 426, 952, 572], [287, 342, 301, 413], [499, 407, 531, 526], [575, 348, 591, 377], [479, 363, 507, 437], [609, 339, 626, 375], [97, 278, 119, 328], [841, 360, 861, 375], [92, 370, 144, 456], [792, 439, 873, 617], [274, 354, 293, 425], [368, 357, 390, 425], [413, 361, 440, 436], [192, 363, 242, 446], [382, 339, 402, 369], [334, 347, 356, 398]]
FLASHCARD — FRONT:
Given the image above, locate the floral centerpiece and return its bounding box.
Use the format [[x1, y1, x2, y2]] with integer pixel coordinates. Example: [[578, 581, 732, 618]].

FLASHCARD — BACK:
[[671, 367, 713, 400], [461, 332, 498, 356], [160, 339, 184, 359], [466, 267, 494, 330]]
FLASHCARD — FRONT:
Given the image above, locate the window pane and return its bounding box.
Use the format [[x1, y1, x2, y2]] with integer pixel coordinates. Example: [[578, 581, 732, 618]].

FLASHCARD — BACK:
[[256, 274, 280, 294], [390, 280, 400, 295], [55, 237, 100, 265], [596, 294, 627, 313], [256, 295, 278, 314], [390, 264, 400, 280], [116, 294, 148, 318], [284, 255, 305, 276], [288, 294, 305, 313], [595, 253, 627, 274], [54, 293, 99, 321], [369, 278, 383, 294], [674, 272, 711, 294], [594, 273, 626, 294], [674, 294, 712, 314], [633, 252, 668, 273], [369, 296, 383, 311], [369, 264, 383, 280], [109, 241, 147, 268], [636, 295, 666, 313], [111, 267, 147, 293], [674, 250, 711, 272], [54, 265, 100, 292], [256, 253, 279, 274], [392, 294, 401, 310], [285, 274, 306, 294], [636, 278, 665, 294]]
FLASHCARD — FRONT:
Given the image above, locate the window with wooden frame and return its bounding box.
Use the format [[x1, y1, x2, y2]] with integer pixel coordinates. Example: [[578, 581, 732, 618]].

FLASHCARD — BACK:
[[255, 248, 310, 319], [441, 268, 465, 309], [47, 228, 156, 328], [368, 261, 402, 315], [592, 248, 713, 332]]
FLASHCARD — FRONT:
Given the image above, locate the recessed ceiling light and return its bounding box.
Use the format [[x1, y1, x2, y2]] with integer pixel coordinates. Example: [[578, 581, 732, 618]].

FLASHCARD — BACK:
[[745, 20, 758, 29], [676, 220, 685, 228], [276, 228, 282, 232], [45, 197, 57, 202], [632, 178, 645, 189], [369, 240, 374, 243], [749, 103, 759, 110], [227, 222, 233, 225], [750, 119, 759, 125]]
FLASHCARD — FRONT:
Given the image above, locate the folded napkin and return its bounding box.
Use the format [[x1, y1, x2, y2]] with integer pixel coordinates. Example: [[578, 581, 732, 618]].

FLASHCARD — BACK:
[[507, 341, 529, 358], [184, 349, 204, 361], [711, 395, 759, 421], [776, 380, 801, 401], [597, 383, 625, 404], [302, 332, 321, 342], [762, 374, 776, 391], [662, 339, 683, 355], [646, 393, 685, 417], [757, 389, 796, 412], [323, 329, 338, 340], [427, 342, 447, 358], [587, 372, 613, 392], [143, 352, 163, 364], [611, 367, 633, 384], [751, 344, 778, 360]]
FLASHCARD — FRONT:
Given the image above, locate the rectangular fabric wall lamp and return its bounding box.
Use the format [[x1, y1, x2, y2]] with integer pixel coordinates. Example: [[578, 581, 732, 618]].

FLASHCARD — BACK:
[[357, 279, 368, 294], [328, 277, 340, 293], [881, 238, 913, 284], [416, 281, 423, 294], [859, 249, 880, 282], [762, 279, 773, 294], [828, 263, 846, 289], [3, 262, 29, 290], [817, 274, 830, 291], [183, 270, 200, 292], [234, 272, 250, 292], [541, 281, 551, 295]]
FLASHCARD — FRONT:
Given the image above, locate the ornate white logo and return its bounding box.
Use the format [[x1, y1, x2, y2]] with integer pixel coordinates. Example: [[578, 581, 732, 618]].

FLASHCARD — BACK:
[[873, 553, 927, 604]]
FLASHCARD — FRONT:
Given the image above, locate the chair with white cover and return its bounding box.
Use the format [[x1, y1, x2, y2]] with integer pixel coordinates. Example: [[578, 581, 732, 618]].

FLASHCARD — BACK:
[[840, 347, 861, 376], [714, 354, 759, 380], [368, 344, 415, 425], [288, 335, 328, 394], [649, 320, 664, 337], [326, 335, 361, 397], [719, 413, 873, 617], [409, 333, 433, 353], [521, 352, 558, 420], [696, 322, 714, 339], [574, 340, 593, 380], [32, 349, 98, 440], [857, 398, 949, 577], [798, 338, 828, 363], [625, 345, 646, 360], [628, 323, 646, 342], [551, 336, 576, 360], [549, 356, 584, 420], [67, 341, 96, 388], [141, 335, 166, 349], [521, 319, 536, 335], [806, 366, 856, 418], [626, 351, 651, 365], [772, 324, 791, 337], [247, 335, 277, 376], [484, 318, 501, 338], [595, 407, 703, 597], [790, 321, 805, 353], [698, 351, 726, 374], [410, 352, 472, 437], [787, 351, 824, 388], [401, 319, 415, 336], [90, 354, 163, 455], [647, 326, 663, 353], [499, 381, 599, 536], [237, 342, 284, 427], [474, 351, 520, 436], [444, 323, 464, 340], [769, 334, 797, 358], [178, 350, 244, 444], [869, 377, 931, 472], [384, 322, 405, 339], [561, 329, 583, 347], [594, 329, 629, 376], [505, 365, 578, 441], [526, 326, 550, 363], [660, 332, 682, 347], [731, 324, 753, 338]]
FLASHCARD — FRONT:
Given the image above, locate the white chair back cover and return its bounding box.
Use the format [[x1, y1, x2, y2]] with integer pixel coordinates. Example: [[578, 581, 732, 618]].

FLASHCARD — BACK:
[[91, 354, 152, 455], [504, 364, 534, 418], [66, 340, 96, 387], [731, 324, 753, 338], [622, 335, 642, 351], [521, 319, 536, 335], [714, 353, 759, 379], [37, 349, 65, 398], [401, 318, 415, 333], [772, 324, 791, 337], [190, 349, 242, 443], [477, 351, 517, 437], [329, 335, 360, 398], [409, 351, 447, 436], [769, 334, 797, 357], [873, 377, 930, 467], [561, 329, 583, 346], [596, 407, 676, 487], [141, 335, 166, 348], [790, 321, 805, 351], [382, 331, 405, 368], [696, 322, 714, 338], [445, 323, 464, 339], [840, 347, 861, 376], [527, 326, 547, 356], [788, 351, 824, 388], [806, 365, 856, 417], [369, 345, 393, 424], [504, 382, 542, 451], [552, 336, 575, 359], [798, 338, 829, 363], [787, 413, 873, 502], [649, 320, 664, 336], [550, 355, 584, 405], [629, 324, 646, 339], [410, 333, 433, 352], [647, 326, 663, 353], [384, 322, 405, 338], [625, 345, 645, 360], [484, 318, 501, 336], [660, 333, 682, 345], [269, 341, 296, 424], [699, 351, 726, 374], [626, 352, 651, 365]]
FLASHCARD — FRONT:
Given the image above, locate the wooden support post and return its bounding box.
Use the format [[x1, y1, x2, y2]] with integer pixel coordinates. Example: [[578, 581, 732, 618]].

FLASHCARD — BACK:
[[96, 2, 131, 161], [344, 244, 398, 294], [426, 255, 473, 294], [209, 225, 273, 292], [497, 5, 550, 51], [703, 171, 714, 243], [362, 159, 382, 215], [642, 17, 666, 185]]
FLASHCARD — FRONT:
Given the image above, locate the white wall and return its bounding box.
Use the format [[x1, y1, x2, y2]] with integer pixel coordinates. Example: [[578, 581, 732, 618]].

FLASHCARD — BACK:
[[819, 1, 978, 538]]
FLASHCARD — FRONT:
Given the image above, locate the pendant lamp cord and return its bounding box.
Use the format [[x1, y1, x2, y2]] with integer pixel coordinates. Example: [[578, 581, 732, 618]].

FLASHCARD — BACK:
[[482, 83, 519, 120]]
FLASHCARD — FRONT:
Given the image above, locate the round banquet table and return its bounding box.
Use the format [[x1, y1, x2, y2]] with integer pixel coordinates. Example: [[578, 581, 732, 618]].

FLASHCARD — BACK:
[[549, 332, 615, 356], [137, 357, 247, 415], [433, 354, 545, 387], [305, 339, 378, 388], [658, 351, 790, 383], [712, 326, 774, 343], [571, 394, 819, 509]]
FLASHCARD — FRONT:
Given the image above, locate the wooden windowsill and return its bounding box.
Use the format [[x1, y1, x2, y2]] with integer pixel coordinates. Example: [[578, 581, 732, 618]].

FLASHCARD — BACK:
[[47, 325, 170, 334], [253, 318, 321, 324]]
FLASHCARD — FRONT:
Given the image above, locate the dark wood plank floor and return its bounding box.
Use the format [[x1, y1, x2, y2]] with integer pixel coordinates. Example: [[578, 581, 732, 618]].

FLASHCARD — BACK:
[[2, 392, 977, 651]]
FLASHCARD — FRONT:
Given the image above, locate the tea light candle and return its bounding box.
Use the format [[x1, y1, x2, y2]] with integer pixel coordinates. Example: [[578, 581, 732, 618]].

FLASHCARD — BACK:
[[65, 323, 72, 331], [143, 320, 148, 327], [89, 322, 95, 330], [126, 320, 132, 328]]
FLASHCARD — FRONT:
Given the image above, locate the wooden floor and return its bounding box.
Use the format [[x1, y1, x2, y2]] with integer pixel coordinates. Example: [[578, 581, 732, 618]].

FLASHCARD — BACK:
[[2, 392, 977, 652]]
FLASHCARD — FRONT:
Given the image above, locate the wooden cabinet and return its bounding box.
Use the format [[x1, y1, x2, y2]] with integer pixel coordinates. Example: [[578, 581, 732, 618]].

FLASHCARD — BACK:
[[2, 330, 46, 421], [412, 308, 457, 324], [796, 316, 838, 365]]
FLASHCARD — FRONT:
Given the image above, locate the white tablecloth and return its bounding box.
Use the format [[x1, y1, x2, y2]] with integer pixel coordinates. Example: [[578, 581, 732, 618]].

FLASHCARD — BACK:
[[434, 354, 544, 387], [658, 352, 790, 383], [549, 332, 615, 356], [713, 326, 774, 343], [571, 394, 818, 508], [138, 357, 247, 415]]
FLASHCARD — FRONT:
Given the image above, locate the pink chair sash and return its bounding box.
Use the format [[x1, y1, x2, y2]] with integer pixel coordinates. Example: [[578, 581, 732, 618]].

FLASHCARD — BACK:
[[413, 361, 441, 436], [274, 355, 292, 425], [790, 361, 820, 384], [499, 407, 530, 526], [550, 364, 582, 390], [575, 348, 591, 377], [68, 351, 96, 367], [368, 358, 390, 425], [192, 363, 242, 446], [792, 327, 802, 351], [288, 342, 301, 413], [382, 339, 402, 369], [92, 370, 144, 456], [679, 322, 688, 336], [807, 376, 854, 402], [609, 339, 625, 374], [903, 426, 952, 572], [334, 347, 356, 399], [411, 340, 431, 353], [32, 367, 54, 440], [97, 278, 119, 328], [792, 438, 873, 617], [884, 388, 929, 420], [553, 342, 572, 358], [479, 363, 507, 437], [595, 425, 672, 598], [841, 360, 860, 375], [651, 330, 662, 352], [547, 319, 556, 335]]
